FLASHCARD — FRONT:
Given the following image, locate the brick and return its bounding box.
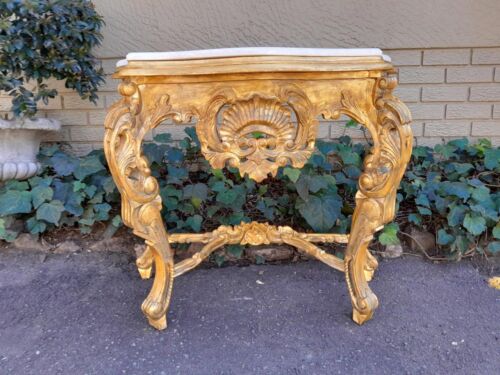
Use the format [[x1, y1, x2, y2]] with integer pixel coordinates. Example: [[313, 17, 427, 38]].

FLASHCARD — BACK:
[[0, 97, 12, 111], [317, 122, 329, 139], [469, 85, 500, 101], [104, 93, 122, 108], [494, 105, 500, 118], [472, 48, 500, 64], [446, 103, 492, 119], [70, 126, 105, 142], [399, 67, 444, 84], [394, 86, 420, 102], [488, 137, 500, 146], [415, 137, 453, 147], [407, 103, 444, 120], [63, 94, 104, 109], [40, 127, 71, 142], [154, 124, 192, 141], [446, 67, 494, 83], [423, 49, 470, 65], [45, 110, 87, 126], [100, 76, 120, 92], [43, 78, 73, 93], [37, 97, 62, 110], [88, 110, 107, 125], [411, 121, 424, 137], [330, 121, 366, 139], [424, 121, 471, 136], [386, 50, 421, 66], [471, 121, 500, 136], [421, 86, 468, 102]]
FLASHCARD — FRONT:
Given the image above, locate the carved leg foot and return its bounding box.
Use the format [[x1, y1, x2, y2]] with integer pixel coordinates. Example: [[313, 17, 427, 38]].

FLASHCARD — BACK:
[[364, 250, 378, 282], [141, 244, 174, 330], [345, 197, 380, 325], [136, 245, 154, 279]]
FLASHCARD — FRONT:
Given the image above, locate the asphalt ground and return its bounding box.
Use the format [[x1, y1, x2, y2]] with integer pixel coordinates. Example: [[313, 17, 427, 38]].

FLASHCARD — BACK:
[[0, 250, 499, 374]]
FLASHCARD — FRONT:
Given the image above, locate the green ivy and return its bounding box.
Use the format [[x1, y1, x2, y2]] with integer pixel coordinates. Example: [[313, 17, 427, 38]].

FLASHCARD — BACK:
[[400, 138, 500, 256], [0, 128, 499, 261], [0, 0, 104, 117]]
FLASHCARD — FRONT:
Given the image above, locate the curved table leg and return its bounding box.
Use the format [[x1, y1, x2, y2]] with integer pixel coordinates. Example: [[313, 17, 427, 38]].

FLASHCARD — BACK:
[[136, 245, 154, 279], [341, 74, 413, 324], [104, 83, 175, 330], [345, 195, 382, 324]]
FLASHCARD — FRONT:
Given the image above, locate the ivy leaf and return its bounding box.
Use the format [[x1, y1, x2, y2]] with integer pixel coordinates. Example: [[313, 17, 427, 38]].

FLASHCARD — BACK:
[[471, 185, 490, 201], [297, 195, 341, 232], [4, 180, 29, 191], [492, 224, 500, 239], [111, 215, 122, 228], [216, 189, 238, 205], [0, 218, 18, 242], [463, 213, 486, 236], [487, 242, 500, 254], [26, 217, 47, 234], [338, 147, 361, 166], [167, 166, 188, 184], [437, 229, 454, 245], [379, 223, 400, 246], [484, 148, 500, 170], [153, 133, 172, 143], [408, 213, 422, 225], [417, 206, 432, 216], [441, 182, 471, 201], [435, 144, 456, 159], [31, 186, 53, 209], [226, 244, 244, 258], [415, 193, 430, 208], [309, 175, 329, 193], [49, 152, 79, 176], [73, 155, 105, 180], [166, 147, 184, 163], [36, 200, 65, 225], [452, 163, 474, 175], [0, 190, 32, 215], [183, 183, 208, 200], [283, 167, 301, 183], [186, 215, 202, 232], [447, 205, 466, 226]]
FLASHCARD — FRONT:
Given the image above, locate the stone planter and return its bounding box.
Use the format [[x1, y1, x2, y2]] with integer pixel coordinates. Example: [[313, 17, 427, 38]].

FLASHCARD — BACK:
[[0, 117, 61, 181]]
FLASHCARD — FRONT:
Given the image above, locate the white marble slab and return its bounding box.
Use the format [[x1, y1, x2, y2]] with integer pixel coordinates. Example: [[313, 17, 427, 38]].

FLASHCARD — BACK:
[[116, 47, 391, 67]]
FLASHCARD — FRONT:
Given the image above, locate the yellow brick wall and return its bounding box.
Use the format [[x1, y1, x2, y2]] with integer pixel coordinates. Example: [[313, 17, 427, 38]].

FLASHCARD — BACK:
[[1, 47, 500, 155]]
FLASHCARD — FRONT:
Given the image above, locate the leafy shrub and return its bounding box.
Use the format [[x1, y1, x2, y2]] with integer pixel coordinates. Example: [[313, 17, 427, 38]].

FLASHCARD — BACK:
[[0, 145, 120, 241], [0, 128, 499, 260], [399, 138, 500, 256], [0, 0, 104, 117]]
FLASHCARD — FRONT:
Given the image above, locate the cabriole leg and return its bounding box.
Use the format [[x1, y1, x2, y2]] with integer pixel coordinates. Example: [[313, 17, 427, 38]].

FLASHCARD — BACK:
[[104, 82, 176, 330], [345, 195, 381, 324], [136, 245, 154, 279]]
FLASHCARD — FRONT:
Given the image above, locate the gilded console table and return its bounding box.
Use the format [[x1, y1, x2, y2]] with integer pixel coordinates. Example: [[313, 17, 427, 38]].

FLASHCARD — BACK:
[[104, 47, 412, 330]]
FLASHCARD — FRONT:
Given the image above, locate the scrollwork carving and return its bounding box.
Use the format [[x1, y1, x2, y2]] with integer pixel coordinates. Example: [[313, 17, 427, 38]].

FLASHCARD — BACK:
[[196, 86, 320, 182]]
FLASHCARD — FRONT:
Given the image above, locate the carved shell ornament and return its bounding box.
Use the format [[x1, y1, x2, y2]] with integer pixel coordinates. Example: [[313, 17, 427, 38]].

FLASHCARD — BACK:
[[197, 92, 318, 182]]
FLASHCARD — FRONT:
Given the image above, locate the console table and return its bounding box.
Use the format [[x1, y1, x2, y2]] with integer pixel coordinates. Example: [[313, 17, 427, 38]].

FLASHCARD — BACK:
[[104, 47, 413, 330]]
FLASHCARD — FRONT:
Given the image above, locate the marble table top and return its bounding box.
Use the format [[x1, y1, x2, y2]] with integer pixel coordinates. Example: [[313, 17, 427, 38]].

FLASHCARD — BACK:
[[116, 47, 391, 67]]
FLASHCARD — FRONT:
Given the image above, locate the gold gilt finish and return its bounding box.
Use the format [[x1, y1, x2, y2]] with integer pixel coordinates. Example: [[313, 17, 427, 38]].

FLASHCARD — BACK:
[[104, 54, 412, 330]]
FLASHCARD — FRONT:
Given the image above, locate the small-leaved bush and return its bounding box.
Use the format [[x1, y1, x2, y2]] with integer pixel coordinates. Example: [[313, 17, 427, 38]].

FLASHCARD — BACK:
[[0, 127, 499, 260], [0, 0, 104, 117]]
